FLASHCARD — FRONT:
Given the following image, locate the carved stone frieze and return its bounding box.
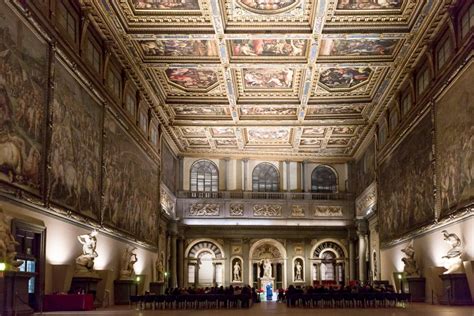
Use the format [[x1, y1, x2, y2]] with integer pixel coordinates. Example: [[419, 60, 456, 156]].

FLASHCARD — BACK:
[[189, 203, 220, 216], [291, 205, 305, 217], [313, 205, 343, 217], [253, 204, 282, 217], [355, 182, 377, 216], [252, 244, 282, 260], [160, 186, 176, 216], [230, 203, 244, 216]]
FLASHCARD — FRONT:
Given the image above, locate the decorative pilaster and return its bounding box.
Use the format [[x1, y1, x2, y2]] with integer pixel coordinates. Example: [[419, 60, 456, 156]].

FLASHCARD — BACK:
[[286, 161, 291, 192], [243, 158, 249, 191]]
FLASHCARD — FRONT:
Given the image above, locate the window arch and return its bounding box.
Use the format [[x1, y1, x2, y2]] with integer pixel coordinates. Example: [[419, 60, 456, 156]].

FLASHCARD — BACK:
[[311, 166, 338, 193], [252, 163, 279, 192], [190, 160, 218, 192]]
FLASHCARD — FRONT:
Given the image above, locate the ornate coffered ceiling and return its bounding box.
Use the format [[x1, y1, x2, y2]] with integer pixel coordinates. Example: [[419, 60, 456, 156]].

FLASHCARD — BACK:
[[89, 0, 442, 161]]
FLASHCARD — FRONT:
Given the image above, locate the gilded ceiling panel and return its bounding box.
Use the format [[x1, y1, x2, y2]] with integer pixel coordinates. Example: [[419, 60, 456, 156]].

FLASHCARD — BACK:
[[211, 127, 235, 137], [228, 39, 308, 62], [306, 104, 366, 116], [172, 105, 230, 116], [138, 39, 219, 62], [240, 106, 297, 116], [246, 127, 292, 143], [319, 38, 401, 60]]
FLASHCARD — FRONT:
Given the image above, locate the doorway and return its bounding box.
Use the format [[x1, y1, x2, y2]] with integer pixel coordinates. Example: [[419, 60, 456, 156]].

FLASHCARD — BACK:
[[11, 219, 46, 312]]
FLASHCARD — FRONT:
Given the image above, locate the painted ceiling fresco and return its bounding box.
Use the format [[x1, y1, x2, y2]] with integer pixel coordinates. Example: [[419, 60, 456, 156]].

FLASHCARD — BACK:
[[95, 0, 433, 159]]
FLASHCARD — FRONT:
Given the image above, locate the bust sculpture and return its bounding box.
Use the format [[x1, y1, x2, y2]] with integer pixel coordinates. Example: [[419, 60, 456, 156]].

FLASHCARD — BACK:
[[120, 247, 138, 280], [441, 230, 464, 274], [75, 230, 98, 275], [0, 208, 22, 271], [401, 240, 420, 277]]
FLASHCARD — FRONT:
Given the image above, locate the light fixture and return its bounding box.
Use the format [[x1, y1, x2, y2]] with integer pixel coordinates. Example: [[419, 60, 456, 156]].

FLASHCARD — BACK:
[[136, 276, 141, 283], [0, 262, 6, 271]]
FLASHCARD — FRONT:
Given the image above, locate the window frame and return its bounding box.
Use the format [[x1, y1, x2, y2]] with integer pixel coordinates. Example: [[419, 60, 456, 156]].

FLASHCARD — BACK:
[[252, 163, 280, 192], [56, 0, 77, 44], [310, 165, 338, 193], [190, 160, 219, 192]]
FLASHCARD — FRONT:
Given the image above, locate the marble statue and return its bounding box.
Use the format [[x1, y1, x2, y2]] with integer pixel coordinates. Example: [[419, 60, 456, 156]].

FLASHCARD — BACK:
[[233, 260, 241, 281], [263, 259, 272, 278], [120, 247, 138, 280], [75, 230, 98, 275], [155, 252, 165, 282], [401, 240, 420, 277], [295, 260, 302, 280], [441, 230, 464, 274], [0, 208, 22, 271]]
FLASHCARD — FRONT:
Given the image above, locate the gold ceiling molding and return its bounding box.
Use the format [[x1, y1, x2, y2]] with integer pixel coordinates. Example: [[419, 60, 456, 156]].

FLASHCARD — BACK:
[[81, 0, 448, 160]]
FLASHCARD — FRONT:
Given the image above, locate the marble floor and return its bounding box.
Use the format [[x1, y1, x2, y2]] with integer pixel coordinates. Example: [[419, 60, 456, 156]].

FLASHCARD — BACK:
[[35, 302, 474, 316]]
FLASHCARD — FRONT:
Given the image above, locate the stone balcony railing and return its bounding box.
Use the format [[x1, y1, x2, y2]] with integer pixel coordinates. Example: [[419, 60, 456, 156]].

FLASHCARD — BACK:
[[177, 190, 354, 201], [176, 191, 355, 224]]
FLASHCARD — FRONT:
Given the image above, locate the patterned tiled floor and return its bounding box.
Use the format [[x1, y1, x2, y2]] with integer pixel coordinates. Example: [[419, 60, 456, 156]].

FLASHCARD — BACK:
[[35, 302, 474, 316]]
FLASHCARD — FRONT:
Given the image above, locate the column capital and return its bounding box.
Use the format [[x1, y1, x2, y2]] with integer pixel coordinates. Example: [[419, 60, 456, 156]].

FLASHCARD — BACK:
[[242, 158, 249, 163]]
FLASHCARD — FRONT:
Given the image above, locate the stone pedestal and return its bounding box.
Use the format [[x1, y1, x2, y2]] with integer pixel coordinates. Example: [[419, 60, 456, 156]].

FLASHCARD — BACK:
[[114, 280, 138, 305], [0, 271, 34, 316], [439, 274, 473, 305], [407, 277, 426, 302], [259, 277, 274, 301], [149, 282, 164, 295], [70, 276, 102, 307]]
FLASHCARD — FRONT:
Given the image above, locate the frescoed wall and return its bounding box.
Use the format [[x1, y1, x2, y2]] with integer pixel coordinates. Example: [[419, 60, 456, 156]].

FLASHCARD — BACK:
[[436, 62, 474, 217], [0, 1, 48, 194], [49, 60, 102, 219], [162, 141, 177, 193], [378, 114, 434, 242], [103, 111, 159, 244]]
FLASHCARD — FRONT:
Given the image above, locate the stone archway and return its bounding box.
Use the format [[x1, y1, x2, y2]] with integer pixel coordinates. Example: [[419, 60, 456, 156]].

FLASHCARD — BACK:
[[249, 239, 287, 291], [185, 239, 225, 288], [310, 239, 348, 285]]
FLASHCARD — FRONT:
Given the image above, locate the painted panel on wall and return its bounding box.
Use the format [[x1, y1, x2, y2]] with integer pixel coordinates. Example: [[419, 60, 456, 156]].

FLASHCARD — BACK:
[[103, 111, 158, 244], [436, 63, 474, 217], [49, 60, 102, 219], [0, 2, 48, 194], [162, 141, 177, 193], [378, 114, 434, 242], [353, 140, 375, 196]]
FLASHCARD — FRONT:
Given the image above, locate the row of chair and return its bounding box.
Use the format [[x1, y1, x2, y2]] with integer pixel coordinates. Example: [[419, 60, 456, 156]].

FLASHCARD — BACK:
[[130, 294, 253, 310], [287, 292, 411, 308]]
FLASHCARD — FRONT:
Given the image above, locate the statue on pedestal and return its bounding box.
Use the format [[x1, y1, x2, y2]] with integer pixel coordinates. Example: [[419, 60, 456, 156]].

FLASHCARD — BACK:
[[263, 259, 272, 278], [233, 260, 241, 282], [75, 230, 98, 276], [120, 247, 138, 280], [441, 230, 463, 274], [295, 260, 303, 281], [155, 252, 165, 282], [401, 240, 420, 277], [0, 208, 22, 271]]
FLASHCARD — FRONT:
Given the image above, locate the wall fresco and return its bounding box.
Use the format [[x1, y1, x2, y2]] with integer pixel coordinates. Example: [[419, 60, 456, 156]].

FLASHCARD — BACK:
[[162, 141, 177, 193], [49, 62, 102, 219], [436, 63, 474, 217], [378, 114, 434, 242], [103, 112, 158, 244], [0, 2, 48, 193]]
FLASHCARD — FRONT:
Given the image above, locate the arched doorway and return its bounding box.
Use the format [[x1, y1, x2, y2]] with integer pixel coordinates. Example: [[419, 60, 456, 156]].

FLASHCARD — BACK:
[[311, 239, 348, 286], [185, 239, 225, 288], [249, 239, 287, 294]]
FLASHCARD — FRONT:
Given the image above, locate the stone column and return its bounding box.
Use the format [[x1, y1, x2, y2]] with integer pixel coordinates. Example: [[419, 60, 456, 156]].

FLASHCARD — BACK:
[[243, 158, 249, 191], [224, 158, 229, 191], [358, 232, 367, 283], [286, 161, 291, 192], [301, 160, 307, 192], [349, 240, 355, 281], [177, 236, 184, 288], [178, 156, 184, 191], [168, 221, 178, 288]]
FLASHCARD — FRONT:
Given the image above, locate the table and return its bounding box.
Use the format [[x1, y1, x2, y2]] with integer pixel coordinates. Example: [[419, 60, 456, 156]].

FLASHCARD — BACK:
[[43, 294, 94, 311]]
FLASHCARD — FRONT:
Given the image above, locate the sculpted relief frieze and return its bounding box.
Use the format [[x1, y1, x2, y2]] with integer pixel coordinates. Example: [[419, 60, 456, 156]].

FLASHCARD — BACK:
[[291, 205, 305, 217], [189, 202, 220, 216], [253, 204, 282, 217], [160, 186, 175, 216], [313, 206, 343, 217], [230, 203, 244, 216], [252, 244, 282, 260], [356, 182, 377, 216]]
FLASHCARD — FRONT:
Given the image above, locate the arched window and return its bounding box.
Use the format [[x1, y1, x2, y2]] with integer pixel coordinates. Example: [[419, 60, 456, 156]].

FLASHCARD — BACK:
[[311, 166, 337, 193], [252, 163, 279, 192], [190, 160, 218, 192]]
